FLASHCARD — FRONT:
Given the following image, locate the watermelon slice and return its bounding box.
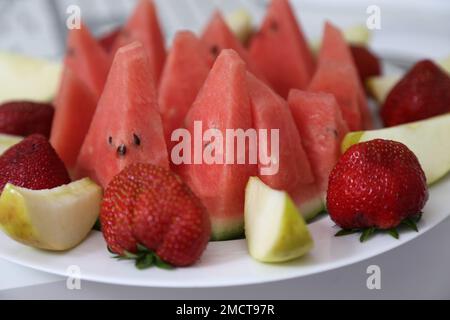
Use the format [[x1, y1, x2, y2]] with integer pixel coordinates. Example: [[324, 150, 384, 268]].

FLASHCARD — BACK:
[[76, 42, 168, 188], [50, 68, 98, 169], [64, 22, 110, 99], [288, 90, 349, 194], [180, 50, 257, 241], [247, 73, 323, 219], [249, 0, 315, 98], [158, 31, 210, 152], [309, 22, 372, 130], [111, 0, 166, 83], [201, 12, 263, 79]]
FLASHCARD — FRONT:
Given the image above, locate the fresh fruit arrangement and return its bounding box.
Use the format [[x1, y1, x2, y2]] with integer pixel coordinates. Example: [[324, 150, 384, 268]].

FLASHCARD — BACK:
[[0, 0, 448, 272]]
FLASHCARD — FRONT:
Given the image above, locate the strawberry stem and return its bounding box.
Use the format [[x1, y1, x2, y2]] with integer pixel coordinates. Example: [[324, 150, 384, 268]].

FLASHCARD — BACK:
[[110, 244, 174, 270], [334, 214, 422, 243], [360, 227, 376, 242], [387, 228, 399, 239]]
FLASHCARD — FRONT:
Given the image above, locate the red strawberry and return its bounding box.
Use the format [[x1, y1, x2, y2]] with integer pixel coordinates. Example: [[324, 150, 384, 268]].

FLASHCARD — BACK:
[[101, 163, 210, 268], [99, 28, 121, 52], [327, 139, 428, 240], [350, 45, 381, 84], [0, 101, 54, 138], [381, 60, 450, 127], [0, 134, 71, 191]]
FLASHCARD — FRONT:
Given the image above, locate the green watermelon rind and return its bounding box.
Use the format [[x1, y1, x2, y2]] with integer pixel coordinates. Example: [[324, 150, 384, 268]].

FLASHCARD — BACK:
[[300, 196, 326, 222], [210, 216, 244, 241]]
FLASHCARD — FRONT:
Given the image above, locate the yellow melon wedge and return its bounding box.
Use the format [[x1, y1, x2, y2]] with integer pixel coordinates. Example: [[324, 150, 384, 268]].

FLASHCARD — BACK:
[[0, 178, 102, 251], [226, 9, 253, 44], [0, 52, 62, 104], [245, 177, 313, 263]]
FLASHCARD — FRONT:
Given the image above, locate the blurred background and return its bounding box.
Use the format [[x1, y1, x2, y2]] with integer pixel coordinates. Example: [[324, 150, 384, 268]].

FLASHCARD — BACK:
[[0, 0, 449, 61]]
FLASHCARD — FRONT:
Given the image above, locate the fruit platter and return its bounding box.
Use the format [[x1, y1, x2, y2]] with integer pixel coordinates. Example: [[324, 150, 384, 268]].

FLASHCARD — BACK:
[[0, 0, 450, 288]]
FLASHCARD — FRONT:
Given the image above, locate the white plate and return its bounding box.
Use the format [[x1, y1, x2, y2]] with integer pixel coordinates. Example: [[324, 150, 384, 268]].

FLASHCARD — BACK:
[[1, 58, 447, 288], [0, 173, 448, 288]]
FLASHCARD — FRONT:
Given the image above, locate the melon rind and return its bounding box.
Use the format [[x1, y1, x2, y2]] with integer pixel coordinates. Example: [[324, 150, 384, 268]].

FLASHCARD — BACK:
[[210, 216, 244, 241]]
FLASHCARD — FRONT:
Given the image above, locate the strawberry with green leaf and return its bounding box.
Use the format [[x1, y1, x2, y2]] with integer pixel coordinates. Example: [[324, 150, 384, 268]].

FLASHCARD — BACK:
[[101, 163, 211, 268], [327, 139, 428, 242]]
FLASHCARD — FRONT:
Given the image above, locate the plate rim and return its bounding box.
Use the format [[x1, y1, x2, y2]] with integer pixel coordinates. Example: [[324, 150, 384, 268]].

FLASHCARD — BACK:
[[1, 205, 448, 288], [1, 59, 449, 288]]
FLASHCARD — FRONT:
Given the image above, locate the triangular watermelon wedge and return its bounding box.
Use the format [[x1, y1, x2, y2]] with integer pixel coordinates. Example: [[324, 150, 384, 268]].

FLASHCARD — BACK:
[[111, 0, 166, 83], [288, 90, 349, 194], [64, 22, 110, 99], [247, 73, 323, 219], [309, 22, 372, 130], [76, 42, 169, 188], [158, 31, 210, 153], [50, 68, 98, 169], [249, 0, 315, 98], [247, 73, 313, 189], [201, 12, 264, 80], [180, 50, 257, 241]]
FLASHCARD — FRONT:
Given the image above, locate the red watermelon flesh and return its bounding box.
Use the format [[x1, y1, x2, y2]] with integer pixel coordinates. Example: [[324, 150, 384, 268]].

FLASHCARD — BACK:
[[201, 12, 264, 80], [50, 68, 98, 169], [249, 0, 315, 98], [64, 22, 110, 99], [247, 73, 314, 191], [247, 73, 323, 219], [76, 42, 169, 188], [158, 31, 210, 153], [309, 22, 372, 130], [111, 0, 166, 83], [180, 49, 257, 240], [288, 90, 349, 194]]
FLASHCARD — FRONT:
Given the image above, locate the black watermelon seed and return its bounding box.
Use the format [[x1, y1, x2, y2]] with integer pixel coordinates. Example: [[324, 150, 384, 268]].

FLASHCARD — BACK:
[[326, 128, 339, 138], [133, 134, 141, 146], [108, 136, 113, 145], [117, 144, 127, 157]]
